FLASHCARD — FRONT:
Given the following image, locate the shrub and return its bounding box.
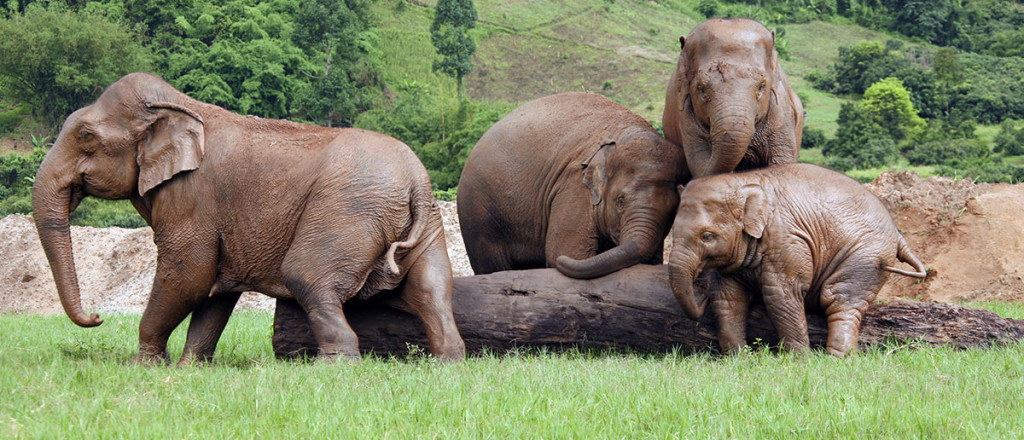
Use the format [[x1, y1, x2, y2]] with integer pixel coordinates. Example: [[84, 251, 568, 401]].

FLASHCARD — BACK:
[[0, 148, 46, 210], [906, 138, 989, 166], [69, 199, 147, 228], [356, 83, 511, 190], [697, 0, 719, 18], [433, 187, 457, 201], [801, 126, 827, 150], [0, 105, 29, 134], [936, 158, 1024, 184], [994, 119, 1024, 156]]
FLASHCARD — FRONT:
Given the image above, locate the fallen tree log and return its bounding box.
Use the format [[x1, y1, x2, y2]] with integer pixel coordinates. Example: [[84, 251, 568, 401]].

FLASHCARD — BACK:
[[272, 265, 1024, 358]]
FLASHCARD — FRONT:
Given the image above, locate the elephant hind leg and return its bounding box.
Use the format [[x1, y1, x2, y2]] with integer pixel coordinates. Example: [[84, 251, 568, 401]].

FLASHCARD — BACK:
[[819, 264, 888, 357], [393, 235, 465, 361], [282, 271, 363, 363], [281, 224, 380, 363], [463, 227, 519, 275]]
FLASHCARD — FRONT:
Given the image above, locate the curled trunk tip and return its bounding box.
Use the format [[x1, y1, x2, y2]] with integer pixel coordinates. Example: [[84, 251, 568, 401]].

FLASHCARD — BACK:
[[669, 263, 708, 320], [555, 241, 642, 280]]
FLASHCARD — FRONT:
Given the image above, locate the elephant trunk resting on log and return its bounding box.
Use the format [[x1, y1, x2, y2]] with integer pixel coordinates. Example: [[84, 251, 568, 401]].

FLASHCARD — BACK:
[[273, 265, 1024, 358]]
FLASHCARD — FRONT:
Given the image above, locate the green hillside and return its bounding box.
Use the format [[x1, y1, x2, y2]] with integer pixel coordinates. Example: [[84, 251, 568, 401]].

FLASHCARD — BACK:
[[2, 0, 1024, 225], [371, 1, 897, 128]]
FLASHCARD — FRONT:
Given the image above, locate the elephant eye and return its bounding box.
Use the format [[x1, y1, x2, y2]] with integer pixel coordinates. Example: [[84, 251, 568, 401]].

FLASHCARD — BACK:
[[80, 130, 92, 141], [616, 195, 626, 210], [696, 84, 709, 102], [757, 81, 767, 98], [700, 231, 715, 243]]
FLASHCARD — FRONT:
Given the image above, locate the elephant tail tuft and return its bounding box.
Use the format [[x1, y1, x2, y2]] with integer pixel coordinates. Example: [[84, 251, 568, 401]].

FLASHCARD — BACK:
[[882, 235, 928, 278], [386, 185, 434, 275]]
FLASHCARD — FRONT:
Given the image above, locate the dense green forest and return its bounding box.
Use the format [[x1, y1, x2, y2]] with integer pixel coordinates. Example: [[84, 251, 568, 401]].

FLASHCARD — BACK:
[[1, 0, 1023, 227]]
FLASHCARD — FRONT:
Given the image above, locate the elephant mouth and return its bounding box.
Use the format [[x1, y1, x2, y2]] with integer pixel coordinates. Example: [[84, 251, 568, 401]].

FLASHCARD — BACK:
[[68, 184, 86, 212], [685, 97, 712, 138]]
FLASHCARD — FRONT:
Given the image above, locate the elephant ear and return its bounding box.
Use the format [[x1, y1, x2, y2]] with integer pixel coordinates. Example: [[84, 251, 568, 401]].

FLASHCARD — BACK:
[[582, 141, 615, 206], [739, 184, 767, 239], [136, 101, 206, 196]]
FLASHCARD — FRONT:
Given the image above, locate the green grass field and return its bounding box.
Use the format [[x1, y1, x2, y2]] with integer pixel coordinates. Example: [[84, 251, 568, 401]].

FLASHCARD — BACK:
[[2, 304, 1023, 438]]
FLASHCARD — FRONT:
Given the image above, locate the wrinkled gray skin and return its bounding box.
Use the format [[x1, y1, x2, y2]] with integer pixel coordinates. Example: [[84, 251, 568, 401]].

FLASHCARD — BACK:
[[663, 18, 803, 179], [668, 164, 927, 356], [32, 73, 464, 365], [458, 92, 686, 279]]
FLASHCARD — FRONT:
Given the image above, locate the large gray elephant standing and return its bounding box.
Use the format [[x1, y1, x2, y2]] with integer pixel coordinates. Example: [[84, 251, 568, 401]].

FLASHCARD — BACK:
[[33, 73, 464, 365], [458, 92, 686, 279], [663, 18, 804, 178]]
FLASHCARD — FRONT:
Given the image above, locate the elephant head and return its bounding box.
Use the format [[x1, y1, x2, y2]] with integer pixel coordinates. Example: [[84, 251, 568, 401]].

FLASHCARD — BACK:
[[555, 131, 684, 279], [666, 18, 785, 177], [32, 73, 205, 327], [668, 181, 767, 319]]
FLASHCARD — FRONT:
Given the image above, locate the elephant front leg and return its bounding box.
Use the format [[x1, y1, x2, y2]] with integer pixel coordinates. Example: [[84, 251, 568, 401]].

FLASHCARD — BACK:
[[711, 274, 749, 354], [134, 242, 218, 366], [178, 291, 242, 366]]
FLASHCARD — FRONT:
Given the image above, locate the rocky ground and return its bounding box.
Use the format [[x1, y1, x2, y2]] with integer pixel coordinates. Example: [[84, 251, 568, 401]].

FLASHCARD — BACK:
[[2, 172, 1022, 316]]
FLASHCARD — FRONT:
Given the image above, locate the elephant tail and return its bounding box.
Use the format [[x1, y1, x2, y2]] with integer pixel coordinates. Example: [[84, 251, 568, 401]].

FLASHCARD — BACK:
[[882, 235, 928, 278], [386, 185, 435, 275]]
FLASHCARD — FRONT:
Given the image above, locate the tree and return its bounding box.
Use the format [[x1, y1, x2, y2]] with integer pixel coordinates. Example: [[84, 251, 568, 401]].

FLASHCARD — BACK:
[[823, 102, 897, 170], [431, 0, 477, 96], [163, 1, 313, 120], [292, 0, 381, 127], [994, 119, 1024, 156], [0, 3, 151, 125], [861, 77, 925, 142]]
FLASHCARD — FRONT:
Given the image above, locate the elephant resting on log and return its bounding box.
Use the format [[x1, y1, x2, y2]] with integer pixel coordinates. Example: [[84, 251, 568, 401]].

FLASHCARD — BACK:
[[273, 265, 1024, 358]]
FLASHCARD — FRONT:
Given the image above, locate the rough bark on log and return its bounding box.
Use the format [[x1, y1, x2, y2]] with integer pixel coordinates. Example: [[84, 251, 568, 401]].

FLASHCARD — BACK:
[[272, 265, 1024, 359]]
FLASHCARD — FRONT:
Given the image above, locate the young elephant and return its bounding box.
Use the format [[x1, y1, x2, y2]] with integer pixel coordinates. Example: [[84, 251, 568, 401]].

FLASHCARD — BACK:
[[458, 92, 686, 279], [663, 18, 803, 179], [668, 163, 927, 356], [33, 73, 464, 364]]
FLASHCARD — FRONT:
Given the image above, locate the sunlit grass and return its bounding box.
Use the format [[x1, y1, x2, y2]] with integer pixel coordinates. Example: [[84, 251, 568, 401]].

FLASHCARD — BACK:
[[2, 302, 1023, 438]]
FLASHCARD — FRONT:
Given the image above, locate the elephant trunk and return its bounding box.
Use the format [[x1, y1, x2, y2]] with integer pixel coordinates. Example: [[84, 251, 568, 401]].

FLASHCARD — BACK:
[[555, 212, 663, 279], [555, 240, 642, 280], [705, 110, 756, 176], [31, 147, 102, 327], [668, 251, 708, 320]]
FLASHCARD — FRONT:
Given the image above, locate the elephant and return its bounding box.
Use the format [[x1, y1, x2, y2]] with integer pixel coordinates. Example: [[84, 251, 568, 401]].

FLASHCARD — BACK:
[[32, 73, 465, 365], [663, 18, 804, 179], [457, 92, 686, 279], [667, 163, 927, 356]]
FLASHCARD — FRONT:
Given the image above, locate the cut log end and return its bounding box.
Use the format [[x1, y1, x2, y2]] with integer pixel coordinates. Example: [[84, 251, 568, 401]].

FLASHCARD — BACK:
[[272, 265, 1024, 359]]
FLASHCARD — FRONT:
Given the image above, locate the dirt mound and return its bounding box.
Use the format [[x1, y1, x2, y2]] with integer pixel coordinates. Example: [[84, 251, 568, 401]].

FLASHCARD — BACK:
[[1, 178, 1022, 316], [868, 171, 1024, 303]]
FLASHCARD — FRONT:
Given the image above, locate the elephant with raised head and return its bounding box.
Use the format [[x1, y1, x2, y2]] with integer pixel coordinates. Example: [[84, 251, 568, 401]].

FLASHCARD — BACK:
[[668, 163, 927, 356], [664, 18, 803, 179], [33, 73, 464, 364], [458, 92, 686, 279]]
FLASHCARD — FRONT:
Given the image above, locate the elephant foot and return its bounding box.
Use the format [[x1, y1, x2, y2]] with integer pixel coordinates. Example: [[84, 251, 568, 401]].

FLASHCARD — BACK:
[[175, 354, 214, 368], [130, 350, 169, 367], [434, 341, 466, 363], [318, 350, 361, 365]]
